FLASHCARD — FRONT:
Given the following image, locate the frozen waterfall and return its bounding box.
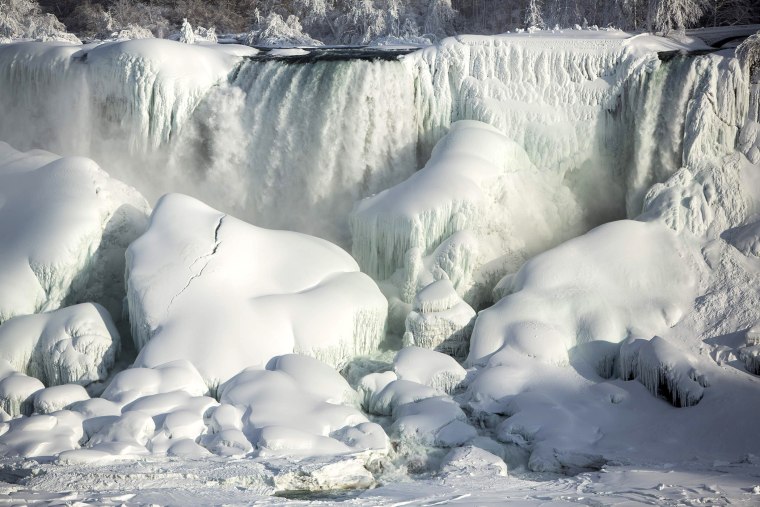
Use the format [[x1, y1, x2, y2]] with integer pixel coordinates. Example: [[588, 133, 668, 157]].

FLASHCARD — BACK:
[[0, 36, 749, 249]]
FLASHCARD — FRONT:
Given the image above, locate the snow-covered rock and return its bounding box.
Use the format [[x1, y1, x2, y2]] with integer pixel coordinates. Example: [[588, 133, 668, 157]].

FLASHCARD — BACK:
[[0, 303, 120, 387], [468, 220, 704, 367], [0, 410, 83, 457], [0, 372, 44, 417], [439, 445, 508, 478], [101, 361, 208, 407], [0, 143, 149, 322], [393, 346, 466, 394], [127, 194, 387, 387], [218, 364, 388, 458], [33, 384, 89, 414]]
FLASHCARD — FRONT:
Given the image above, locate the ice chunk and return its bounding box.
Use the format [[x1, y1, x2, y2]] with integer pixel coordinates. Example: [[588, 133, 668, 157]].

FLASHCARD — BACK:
[[33, 384, 89, 414], [127, 194, 387, 387], [0, 303, 119, 387], [391, 396, 477, 447], [393, 346, 467, 394], [0, 142, 149, 322]]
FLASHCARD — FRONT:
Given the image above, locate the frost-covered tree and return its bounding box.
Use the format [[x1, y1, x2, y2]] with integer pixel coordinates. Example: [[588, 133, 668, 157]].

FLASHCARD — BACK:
[[524, 0, 545, 28], [423, 0, 457, 38], [0, 0, 78, 41], [737, 31, 760, 81], [647, 0, 705, 33], [246, 11, 322, 46], [178, 17, 194, 43]]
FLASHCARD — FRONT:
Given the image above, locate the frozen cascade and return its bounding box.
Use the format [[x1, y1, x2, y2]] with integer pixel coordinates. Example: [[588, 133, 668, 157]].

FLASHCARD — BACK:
[[0, 36, 749, 249]]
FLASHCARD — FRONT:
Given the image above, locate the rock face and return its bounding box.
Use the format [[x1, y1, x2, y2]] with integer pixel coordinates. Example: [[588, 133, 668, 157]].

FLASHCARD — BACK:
[[126, 194, 388, 388], [0, 303, 120, 387], [0, 142, 150, 323]]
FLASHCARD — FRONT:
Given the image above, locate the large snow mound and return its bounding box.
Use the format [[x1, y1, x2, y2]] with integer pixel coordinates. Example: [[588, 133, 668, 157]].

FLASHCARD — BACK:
[[126, 194, 388, 387], [468, 219, 704, 367], [0, 303, 119, 387], [0, 142, 149, 322]]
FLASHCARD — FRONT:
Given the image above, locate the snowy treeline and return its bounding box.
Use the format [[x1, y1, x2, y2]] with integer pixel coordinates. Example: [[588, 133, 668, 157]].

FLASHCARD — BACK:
[[19, 0, 760, 45]]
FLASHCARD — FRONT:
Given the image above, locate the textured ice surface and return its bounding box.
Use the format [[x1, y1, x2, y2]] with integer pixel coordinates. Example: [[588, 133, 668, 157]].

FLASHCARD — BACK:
[[404, 279, 476, 357], [0, 142, 149, 322], [126, 193, 387, 387], [0, 303, 119, 387]]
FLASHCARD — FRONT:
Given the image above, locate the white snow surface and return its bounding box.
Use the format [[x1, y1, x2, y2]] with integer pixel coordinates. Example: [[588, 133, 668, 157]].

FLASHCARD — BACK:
[[126, 193, 388, 387], [0, 142, 149, 322]]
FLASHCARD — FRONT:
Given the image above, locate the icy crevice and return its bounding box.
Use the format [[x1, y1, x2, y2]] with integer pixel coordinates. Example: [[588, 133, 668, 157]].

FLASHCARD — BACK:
[[165, 215, 225, 316]]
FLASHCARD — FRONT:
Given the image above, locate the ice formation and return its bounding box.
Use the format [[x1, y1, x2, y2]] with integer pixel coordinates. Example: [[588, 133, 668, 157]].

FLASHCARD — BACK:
[[0, 303, 120, 387], [403, 279, 476, 356], [126, 193, 388, 387], [0, 142, 149, 322]]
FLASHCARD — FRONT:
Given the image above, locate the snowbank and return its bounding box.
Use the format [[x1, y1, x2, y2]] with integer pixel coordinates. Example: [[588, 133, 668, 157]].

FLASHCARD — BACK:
[[127, 194, 387, 387], [0, 142, 149, 322]]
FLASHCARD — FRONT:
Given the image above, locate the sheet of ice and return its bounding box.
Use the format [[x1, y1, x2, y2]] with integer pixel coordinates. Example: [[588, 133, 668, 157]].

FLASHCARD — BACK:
[[0, 303, 119, 387], [0, 142, 149, 322], [126, 193, 387, 387]]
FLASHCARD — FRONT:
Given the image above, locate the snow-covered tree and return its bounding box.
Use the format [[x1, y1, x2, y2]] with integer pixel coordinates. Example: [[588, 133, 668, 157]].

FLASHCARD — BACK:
[[647, 0, 706, 33], [246, 12, 322, 46], [179, 17, 194, 43], [737, 31, 760, 82], [0, 0, 78, 42], [423, 0, 457, 38], [525, 0, 545, 29]]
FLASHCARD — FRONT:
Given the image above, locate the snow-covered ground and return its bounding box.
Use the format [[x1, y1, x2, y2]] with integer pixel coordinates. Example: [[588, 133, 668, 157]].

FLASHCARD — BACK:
[[0, 27, 759, 505]]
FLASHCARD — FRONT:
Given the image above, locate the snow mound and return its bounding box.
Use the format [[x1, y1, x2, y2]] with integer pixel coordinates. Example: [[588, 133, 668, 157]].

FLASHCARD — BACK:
[[359, 371, 477, 449], [127, 193, 387, 387], [33, 384, 89, 414], [0, 142, 149, 322], [468, 220, 704, 367], [0, 410, 83, 457], [217, 362, 388, 458], [0, 371, 43, 417], [393, 346, 466, 394], [0, 303, 119, 387], [101, 360, 208, 407]]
